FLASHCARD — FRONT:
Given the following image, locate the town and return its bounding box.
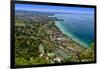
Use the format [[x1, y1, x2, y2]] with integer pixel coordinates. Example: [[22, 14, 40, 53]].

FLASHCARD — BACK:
[[15, 12, 94, 65]]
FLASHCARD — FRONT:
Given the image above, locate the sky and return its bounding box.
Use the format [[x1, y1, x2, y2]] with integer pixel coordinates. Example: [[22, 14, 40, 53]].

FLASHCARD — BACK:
[[15, 4, 94, 14]]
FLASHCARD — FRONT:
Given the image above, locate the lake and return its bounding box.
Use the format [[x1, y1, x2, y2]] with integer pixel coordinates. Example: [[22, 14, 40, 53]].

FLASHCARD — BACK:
[[54, 13, 94, 47]]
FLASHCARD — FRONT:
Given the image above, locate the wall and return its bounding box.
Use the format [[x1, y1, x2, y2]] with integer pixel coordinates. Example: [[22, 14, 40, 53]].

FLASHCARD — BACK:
[[0, 0, 99, 69]]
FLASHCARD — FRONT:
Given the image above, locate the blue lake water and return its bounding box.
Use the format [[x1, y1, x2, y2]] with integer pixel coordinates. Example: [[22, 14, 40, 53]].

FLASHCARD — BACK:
[[54, 13, 94, 47]]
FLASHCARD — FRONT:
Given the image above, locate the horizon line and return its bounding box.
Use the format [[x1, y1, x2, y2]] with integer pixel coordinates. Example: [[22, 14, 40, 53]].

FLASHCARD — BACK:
[[15, 9, 94, 14]]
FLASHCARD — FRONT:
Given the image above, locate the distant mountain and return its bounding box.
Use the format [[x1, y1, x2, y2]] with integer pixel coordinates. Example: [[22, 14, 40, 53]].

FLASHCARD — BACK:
[[15, 10, 73, 16], [15, 10, 55, 16], [15, 10, 92, 16]]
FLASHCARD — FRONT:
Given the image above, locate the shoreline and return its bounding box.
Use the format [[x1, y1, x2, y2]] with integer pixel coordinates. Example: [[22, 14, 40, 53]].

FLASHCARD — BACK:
[[15, 14, 95, 65], [54, 21, 89, 48]]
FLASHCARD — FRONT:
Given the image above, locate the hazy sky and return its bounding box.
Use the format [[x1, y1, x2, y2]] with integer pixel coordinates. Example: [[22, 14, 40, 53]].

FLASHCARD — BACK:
[[15, 4, 94, 14]]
